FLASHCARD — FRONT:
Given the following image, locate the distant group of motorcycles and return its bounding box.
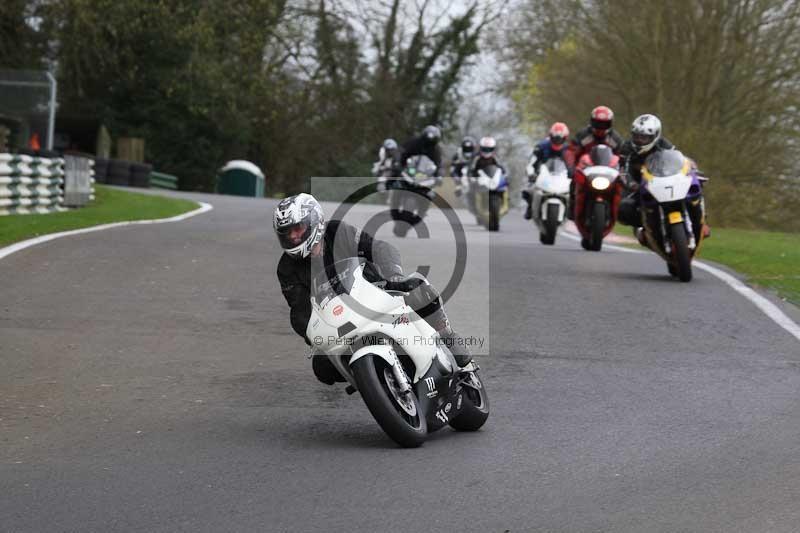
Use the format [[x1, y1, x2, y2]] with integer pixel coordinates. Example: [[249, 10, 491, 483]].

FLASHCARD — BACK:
[[374, 109, 710, 283], [372, 133, 510, 234], [525, 133, 708, 283]]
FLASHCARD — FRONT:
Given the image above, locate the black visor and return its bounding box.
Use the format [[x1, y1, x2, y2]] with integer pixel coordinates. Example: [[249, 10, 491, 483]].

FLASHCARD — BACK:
[[276, 222, 311, 250], [632, 132, 656, 148], [591, 118, 611, 131]]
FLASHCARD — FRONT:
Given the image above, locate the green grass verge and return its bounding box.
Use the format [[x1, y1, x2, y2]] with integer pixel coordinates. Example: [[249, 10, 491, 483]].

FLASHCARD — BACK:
[[0, 185, 199, 248], [614, 226, 800, 306], [698, 228, 800, 306]]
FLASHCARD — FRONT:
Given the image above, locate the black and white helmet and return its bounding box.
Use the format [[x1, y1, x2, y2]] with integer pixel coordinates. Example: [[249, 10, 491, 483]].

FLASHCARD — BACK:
[[460, 136, 477, 159], [631, 114, 662, 154], [273, 193, 325, 259]]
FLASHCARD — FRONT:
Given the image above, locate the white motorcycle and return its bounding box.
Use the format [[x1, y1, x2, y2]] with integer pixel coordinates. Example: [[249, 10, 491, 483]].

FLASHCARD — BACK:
[[530, 159, 571, 245], [638, 149, 707, 282], [307, 257, 489, 448]]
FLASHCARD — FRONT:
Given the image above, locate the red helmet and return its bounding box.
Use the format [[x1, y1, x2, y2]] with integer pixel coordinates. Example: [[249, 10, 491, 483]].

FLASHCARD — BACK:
[[590, 106, 614, 135], [548, 122, 569, 149]]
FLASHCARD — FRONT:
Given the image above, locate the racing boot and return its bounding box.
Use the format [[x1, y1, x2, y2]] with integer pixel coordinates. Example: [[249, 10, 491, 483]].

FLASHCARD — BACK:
[[521, 190, 533, 220], [438, 327, 473, 368], [312, 352, 346, 385], [424, 307, 473, 369]]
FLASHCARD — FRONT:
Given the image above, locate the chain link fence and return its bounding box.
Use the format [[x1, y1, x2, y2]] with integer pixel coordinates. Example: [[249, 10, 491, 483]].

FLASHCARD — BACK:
[[0, 69, 57, 152]]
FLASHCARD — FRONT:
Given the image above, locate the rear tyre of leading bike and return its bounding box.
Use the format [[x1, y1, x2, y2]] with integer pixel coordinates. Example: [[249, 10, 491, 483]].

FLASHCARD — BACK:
[[448, 371, 490, 432]]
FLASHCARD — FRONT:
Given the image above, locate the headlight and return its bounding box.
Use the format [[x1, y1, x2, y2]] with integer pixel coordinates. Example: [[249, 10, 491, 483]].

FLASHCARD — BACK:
[[591, 177, 611, 190]]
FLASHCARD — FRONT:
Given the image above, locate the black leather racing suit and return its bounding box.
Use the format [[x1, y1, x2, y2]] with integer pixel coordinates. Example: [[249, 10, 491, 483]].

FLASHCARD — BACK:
[[278, 220, 402, 341], [617, 137, 674, 227], [277, 220, 471, 382], [400, 135, 443, 176]]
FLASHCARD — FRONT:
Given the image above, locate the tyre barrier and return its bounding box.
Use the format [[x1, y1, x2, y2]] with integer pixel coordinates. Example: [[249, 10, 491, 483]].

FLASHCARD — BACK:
[[0, 153, 66, 216], [108, 159, 131, 186], [0, 153, 96, 215], [94, 157, 109, 184], [130, 163, 153, 188]]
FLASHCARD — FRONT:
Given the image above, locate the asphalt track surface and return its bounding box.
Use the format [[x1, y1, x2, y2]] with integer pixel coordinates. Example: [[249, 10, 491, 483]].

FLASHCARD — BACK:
[[2, 190, 799, 533]]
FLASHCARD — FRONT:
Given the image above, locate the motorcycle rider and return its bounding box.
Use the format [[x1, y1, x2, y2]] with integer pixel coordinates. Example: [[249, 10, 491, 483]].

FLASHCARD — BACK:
[[618, 114, 709, 244], [522, 122, 570, 220], [450, 136, 477, 195], [372, 138, 401, 192], [400, 125, 444, 177], [565, 106, 624, 219], [470, 136, 507, 177], [274, 193, 473, 385]]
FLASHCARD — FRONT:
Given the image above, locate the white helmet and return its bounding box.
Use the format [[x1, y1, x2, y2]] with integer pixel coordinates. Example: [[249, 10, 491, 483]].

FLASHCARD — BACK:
[[479, 136, 497, 158], [273, 193, 325, 259], [631, 114, 662, 154]]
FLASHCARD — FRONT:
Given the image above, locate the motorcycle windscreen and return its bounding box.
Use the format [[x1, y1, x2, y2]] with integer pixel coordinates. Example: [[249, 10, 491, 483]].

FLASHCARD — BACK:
[[407, 155, 437, 180], [311, 257, 363, 309], [546, 158, 568, 176], [643, 149, 688, 179]]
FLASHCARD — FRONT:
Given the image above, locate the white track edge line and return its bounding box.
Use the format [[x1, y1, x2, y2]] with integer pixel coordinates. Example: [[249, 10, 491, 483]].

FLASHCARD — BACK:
[[558, 229, 800, 342], [0, 202, 213, 261]]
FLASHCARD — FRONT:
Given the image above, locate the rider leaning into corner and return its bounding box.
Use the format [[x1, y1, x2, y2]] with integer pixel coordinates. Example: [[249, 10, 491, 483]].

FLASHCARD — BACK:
[[522, 122, 570, 220], [617, 114, 711, 245], [274, 193, 473, 385]]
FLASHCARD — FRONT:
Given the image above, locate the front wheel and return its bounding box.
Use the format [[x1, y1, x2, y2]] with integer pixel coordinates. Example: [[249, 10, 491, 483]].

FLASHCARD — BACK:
[[670, 223, 693, 282], [589, 201, 606, 251], [449, 371, 490, 431], [351, 355, 427, 447], [488, 193, 501, 231], [540, 203, 560, 245]]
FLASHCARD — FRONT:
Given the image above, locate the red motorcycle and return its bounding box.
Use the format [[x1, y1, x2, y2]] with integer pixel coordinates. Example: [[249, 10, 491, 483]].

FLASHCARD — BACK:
[[573, 145, 622, 251]]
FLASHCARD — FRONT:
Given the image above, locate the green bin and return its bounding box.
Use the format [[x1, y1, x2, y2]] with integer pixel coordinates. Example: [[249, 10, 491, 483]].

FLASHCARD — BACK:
[[216, 160, 265, 197]]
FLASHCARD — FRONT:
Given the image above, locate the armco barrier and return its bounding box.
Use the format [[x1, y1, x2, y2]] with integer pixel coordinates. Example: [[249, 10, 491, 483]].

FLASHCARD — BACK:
[[149, 171, 178, 190], [0, 153, 65, 215]]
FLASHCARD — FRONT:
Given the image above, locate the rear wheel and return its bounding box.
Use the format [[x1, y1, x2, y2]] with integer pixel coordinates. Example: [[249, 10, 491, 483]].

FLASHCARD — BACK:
[[670, 223, 693, 282], [541, 203, 559, 245], [352, 355, 427, 447], [589, 201, 606, 251], [488, 193, 501, 231], [449, 371, 490, 431]]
